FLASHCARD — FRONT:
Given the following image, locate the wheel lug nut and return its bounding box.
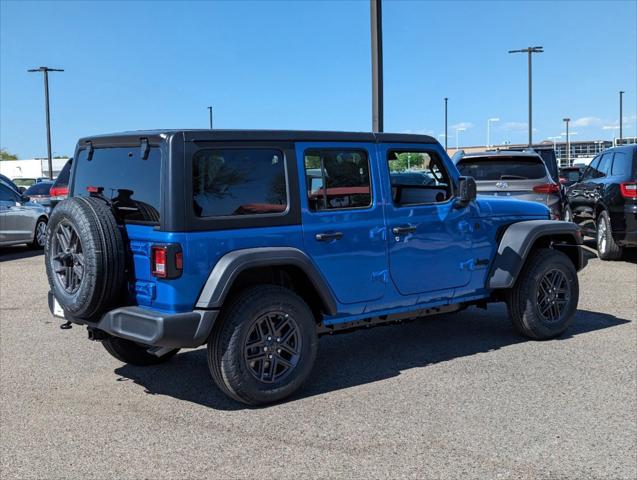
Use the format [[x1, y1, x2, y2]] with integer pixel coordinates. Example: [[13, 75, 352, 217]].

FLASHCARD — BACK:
[[264, 347, 268, 351], [268, 354, 273, 359], [277, 349, 281, 354], [276, 338, 281, 342], [267, 336, 272, 341]]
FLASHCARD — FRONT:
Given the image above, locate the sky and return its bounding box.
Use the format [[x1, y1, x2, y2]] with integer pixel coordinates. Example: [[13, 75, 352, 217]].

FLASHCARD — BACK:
[[1, 0, 636, 159]]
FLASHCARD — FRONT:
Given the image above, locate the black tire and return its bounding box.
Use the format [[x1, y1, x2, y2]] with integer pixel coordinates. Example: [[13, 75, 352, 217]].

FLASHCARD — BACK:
[[28, 216, 48, 249], [506, 248, 579, 340], [596, 210, 623, 261], [44, 197, 126, 321], [208, 285, 318, 406], [102, 337, 179, 366]]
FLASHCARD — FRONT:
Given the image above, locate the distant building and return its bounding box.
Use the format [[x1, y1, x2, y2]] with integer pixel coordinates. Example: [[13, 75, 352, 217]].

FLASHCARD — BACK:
[[0, 157, 69, 179], [449, 137, 637, 167]]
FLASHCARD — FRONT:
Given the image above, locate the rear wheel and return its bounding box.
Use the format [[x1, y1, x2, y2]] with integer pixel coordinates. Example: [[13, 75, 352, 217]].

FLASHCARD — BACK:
[[207, 285, 318, 406], [506, 248, 579, 340], [596, 210, 623, 260], [102, 337, 179, 366]]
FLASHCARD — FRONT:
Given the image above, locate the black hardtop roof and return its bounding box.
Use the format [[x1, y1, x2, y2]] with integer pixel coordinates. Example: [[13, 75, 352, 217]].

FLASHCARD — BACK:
[[459, 150, 543, 159], [78, 129, 438, 146]]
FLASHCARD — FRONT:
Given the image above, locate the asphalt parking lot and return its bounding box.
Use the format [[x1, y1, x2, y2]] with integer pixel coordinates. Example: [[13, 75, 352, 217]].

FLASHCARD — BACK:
[[0, 246, 635, 479]]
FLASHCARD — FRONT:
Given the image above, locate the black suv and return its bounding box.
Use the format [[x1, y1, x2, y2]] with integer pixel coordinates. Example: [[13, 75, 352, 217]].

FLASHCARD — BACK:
[[565, 144, 637, 260]]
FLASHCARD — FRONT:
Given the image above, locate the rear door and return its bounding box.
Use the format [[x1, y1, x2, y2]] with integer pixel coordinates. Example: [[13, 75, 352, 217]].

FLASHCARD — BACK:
[[297, 143, 387, 305], [380, 145, 473, 295]]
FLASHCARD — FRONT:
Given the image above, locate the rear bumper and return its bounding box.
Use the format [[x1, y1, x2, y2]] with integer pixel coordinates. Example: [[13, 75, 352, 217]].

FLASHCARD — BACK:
[[611, 205, 637, 247], [48, 292, 218, 348]]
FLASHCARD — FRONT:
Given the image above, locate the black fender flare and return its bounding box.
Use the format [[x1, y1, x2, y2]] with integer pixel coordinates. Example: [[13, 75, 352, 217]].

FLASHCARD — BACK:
[[487, 220, 584, 289], [195, 247, 337, 315]]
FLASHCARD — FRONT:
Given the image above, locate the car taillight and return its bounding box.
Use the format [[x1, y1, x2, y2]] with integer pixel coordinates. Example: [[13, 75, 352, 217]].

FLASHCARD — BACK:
[[559, 177, 567, 184], [533, 183, 560, 194], [151, 244, 183, 279], [620, 182, 637, 199], [49, 186, 68, 198]]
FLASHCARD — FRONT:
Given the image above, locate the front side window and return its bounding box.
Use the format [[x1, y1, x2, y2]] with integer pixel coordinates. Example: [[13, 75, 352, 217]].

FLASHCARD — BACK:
[[0, 184, 19, 202], [73, 147, 161, 223], [193, 148, 287, 217], [388, 151, 451, 206], [304, 150, 372, 211], [581, 156, 601, 181]]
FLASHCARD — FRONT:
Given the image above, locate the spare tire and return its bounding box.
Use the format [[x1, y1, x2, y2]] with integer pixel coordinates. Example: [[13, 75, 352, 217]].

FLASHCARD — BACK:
[[45, 196, 126, 321]]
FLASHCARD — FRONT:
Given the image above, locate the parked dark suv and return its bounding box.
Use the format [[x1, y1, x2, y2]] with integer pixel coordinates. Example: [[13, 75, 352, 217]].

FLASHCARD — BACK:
[[45, 130, 587, 405], [565, 144, 637, 260]]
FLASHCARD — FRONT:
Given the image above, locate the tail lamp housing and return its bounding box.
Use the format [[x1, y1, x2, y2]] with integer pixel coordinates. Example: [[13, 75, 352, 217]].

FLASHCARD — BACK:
[[620, 182, 637, 199], [151, 244, 183, 279], [533, 183, 560, 194]]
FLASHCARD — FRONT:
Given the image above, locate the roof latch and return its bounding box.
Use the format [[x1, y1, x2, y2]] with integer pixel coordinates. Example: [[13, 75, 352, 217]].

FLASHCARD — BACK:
[[140, 138, 150, 160]]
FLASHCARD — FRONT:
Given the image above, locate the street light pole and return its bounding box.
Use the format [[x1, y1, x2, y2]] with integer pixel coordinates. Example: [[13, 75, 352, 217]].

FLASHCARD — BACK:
[[487, 117, 500, 147], [28, 66, 64, 179], [508, 46, 543, 147], [207, 106, 213, 129], [444, 97, 448, 150], [370, 0, 384, 133], [562, 118, 571, 166], [619, 90, 624, 142]]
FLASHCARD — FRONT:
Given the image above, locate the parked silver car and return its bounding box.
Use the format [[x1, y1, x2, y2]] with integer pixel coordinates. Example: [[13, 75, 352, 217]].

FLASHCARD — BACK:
[[455, 150, 563, 219], [0, 182, 48, 248]]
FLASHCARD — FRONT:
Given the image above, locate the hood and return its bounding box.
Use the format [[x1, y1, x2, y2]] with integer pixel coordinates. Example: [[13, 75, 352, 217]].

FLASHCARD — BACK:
[[475, 195, 549, 218]]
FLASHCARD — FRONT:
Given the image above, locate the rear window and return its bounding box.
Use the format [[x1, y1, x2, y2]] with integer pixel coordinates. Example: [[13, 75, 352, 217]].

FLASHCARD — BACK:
[[457, 156, 546, 180], [193, 148, 288, 217], [73, 147, 161, 224], [561, 169, 581, 182], [25, 182, 52, 196]]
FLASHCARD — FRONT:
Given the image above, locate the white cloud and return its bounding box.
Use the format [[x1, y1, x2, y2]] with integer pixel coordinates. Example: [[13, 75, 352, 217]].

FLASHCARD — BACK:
[[450, 122, 473, 130], [572, 116, 603, 127], [501, 121, 527, 131]]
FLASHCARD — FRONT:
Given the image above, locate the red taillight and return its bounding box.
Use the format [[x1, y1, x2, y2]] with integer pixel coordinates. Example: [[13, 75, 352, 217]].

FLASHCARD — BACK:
[[559, 177, 567, 184], [152, 246, 167, 278], [533, 183, 560, 194], [620, 182, 637, 198], [49, 186, 68, 198], [151, 244, 183, 279]]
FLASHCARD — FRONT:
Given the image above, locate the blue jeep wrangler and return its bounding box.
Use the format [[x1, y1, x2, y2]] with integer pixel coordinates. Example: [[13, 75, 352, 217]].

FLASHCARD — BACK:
[[45, 130, 587, 405]]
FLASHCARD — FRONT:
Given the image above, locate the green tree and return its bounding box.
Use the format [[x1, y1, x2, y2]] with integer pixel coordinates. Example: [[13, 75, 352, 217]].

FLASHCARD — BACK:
[[0, 149, 18, 160]]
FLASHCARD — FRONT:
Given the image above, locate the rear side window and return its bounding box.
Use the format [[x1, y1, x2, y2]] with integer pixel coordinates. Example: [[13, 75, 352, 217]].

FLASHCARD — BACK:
[[611, 152, 634, 177], [304, 149, 371, 211], [457, 156, 546, 180], [73, 147, 161, 224], [25, 182, 52, 196], [193, 148, 287, 217], [54, 159, 72, 188]]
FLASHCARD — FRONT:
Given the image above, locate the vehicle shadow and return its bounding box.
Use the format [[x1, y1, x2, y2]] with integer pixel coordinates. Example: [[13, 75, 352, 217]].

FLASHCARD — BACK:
[[0, 246, 43, 262], [113, 304, 630, 411]]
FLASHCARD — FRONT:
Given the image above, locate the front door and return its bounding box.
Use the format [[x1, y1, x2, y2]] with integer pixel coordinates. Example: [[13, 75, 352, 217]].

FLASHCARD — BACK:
[[297, 143, 387, 305], [379, 145, 473, 296]]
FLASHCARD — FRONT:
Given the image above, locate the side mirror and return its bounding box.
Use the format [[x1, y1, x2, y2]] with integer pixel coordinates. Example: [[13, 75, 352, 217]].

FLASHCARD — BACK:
[[18, 186, 27, 194], [455, 176, 477, 208], [21, 195, 30, 203]]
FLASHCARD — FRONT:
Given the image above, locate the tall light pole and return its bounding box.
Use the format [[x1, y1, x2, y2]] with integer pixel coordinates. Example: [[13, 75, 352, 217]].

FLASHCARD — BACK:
[[370, 0, 383, 133], [455, 127, 466, 150], [563, 117, 571, 166], [207, 106, 213, 129], [444, 97, 448, 150], [508, 46, 543, 147], [487, 117, 499, 147], [619, 90, 624, 142], [28, 66, 64, 179]]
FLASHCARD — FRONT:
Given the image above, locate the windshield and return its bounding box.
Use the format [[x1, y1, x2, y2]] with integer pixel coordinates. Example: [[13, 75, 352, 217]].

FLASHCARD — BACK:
[[457, 156, 546, 180], [73, 146, 161, 224]]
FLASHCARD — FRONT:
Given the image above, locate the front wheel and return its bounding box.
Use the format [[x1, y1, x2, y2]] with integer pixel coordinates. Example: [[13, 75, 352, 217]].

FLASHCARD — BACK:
[[29, 217, 47, 249], [208, 285, 318, 406], [506, 248, 579, 340]]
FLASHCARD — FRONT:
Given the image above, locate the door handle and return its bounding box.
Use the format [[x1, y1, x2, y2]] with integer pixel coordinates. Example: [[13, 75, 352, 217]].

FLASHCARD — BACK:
[[315, 231, 344, 242], [392, 225, 417, 235]]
